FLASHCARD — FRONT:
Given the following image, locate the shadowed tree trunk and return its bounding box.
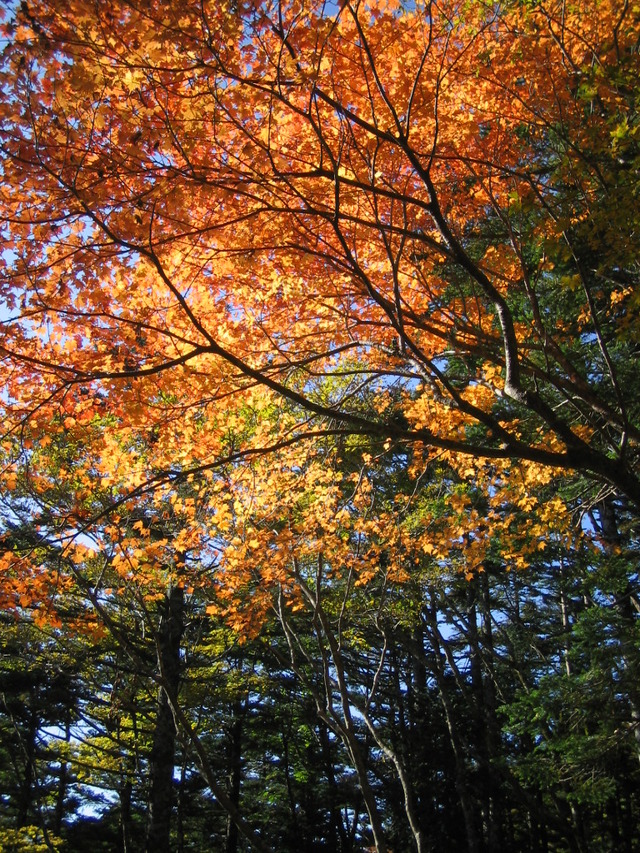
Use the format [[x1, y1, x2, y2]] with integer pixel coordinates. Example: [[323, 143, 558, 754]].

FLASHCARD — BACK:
[[424, 594, 481, 853], [146, 583, 185, 853], [120, 775, 133, 853], [225, 696, 246, 853]]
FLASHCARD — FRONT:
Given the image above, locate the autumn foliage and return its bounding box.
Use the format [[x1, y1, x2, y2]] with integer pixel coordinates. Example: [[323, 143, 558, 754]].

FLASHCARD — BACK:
[[0, 0, 639, 848]]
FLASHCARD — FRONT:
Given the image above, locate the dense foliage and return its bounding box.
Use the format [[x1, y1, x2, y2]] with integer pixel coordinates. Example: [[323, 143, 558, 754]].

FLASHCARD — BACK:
[[0, 0, 639, 850]]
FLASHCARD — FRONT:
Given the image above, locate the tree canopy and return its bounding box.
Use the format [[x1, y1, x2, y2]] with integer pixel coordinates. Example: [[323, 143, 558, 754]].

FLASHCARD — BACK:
[[0, 0, 639, 850]]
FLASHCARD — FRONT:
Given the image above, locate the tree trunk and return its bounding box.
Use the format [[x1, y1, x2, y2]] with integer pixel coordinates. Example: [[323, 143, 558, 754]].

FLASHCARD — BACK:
[[120, 777, 133, 853], [53, 714, 71, 835], [225, 698, 245, 853], [146, 584, 184, 853], [16, 704, 37, 829], [479, 570, 504, 853], [424, 596, 481, 853]]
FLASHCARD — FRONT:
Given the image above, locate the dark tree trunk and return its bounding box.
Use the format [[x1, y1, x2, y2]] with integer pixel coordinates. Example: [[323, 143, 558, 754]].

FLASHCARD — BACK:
[[53, 714, 71, 836], [478, 570, 504, 853], [318, 718, 353, 852], [424, 596, 481, 853], [225, 698, 245, 853], [146, 584, 185, 853], [120, 777, 133, 853], [16, 705, 37, 829]]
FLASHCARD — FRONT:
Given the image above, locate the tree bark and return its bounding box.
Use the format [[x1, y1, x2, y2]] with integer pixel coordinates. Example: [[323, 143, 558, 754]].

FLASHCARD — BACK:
[[225, 698, 245, 853], [146, 584, 185, 853], [424, 596, 481, 853]]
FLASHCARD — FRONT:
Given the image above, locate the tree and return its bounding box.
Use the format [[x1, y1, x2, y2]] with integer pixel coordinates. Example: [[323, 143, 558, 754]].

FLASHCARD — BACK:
[[1, 391, 639, 850], [0, 0, 638, 511], [0, 615, 74, 852], [1, 0, 640, 850]]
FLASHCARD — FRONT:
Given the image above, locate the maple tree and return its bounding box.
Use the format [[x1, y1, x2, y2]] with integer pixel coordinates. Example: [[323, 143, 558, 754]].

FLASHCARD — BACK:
[[1, 0, 640, 849], [0, 0, 639, 513]]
